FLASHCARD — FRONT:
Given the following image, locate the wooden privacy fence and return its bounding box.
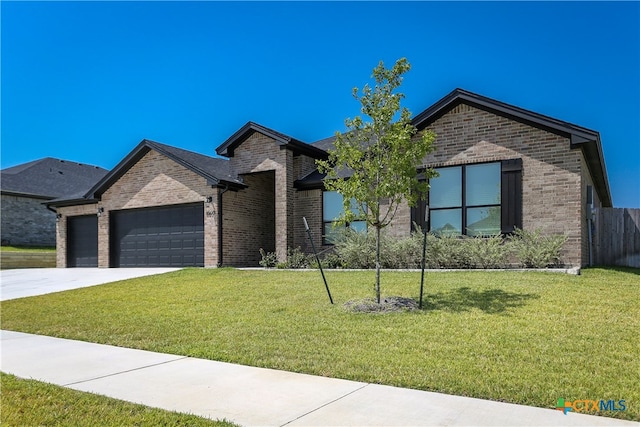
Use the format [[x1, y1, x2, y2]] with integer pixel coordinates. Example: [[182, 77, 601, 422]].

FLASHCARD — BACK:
[[592, 208, 640, 268]]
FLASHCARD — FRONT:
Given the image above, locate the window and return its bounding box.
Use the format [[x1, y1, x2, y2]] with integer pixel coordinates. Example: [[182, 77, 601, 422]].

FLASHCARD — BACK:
[[430, 162, 501, 236], [411, 160, 522, 236], [322, 191, 367, 244]]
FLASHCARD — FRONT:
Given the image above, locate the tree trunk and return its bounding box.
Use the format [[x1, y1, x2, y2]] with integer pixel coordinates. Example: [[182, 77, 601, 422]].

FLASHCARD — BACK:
[[375, 225, 381, 304]]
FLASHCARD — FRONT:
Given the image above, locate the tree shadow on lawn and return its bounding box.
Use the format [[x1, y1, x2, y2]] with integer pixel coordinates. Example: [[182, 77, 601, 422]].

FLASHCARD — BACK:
[[422, 287, 539, 314]]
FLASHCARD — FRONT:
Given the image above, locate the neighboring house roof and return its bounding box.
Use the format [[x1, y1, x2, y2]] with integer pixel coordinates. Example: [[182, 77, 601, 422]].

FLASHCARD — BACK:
[[1, 157, 108, 200], [48, 139, 246, 207], [216, 121, 328, 159], [308, 88, 612, 207]]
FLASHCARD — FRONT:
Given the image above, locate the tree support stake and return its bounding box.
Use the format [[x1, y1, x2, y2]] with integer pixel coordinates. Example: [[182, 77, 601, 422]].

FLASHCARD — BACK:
[[303, 217, 333, 304]]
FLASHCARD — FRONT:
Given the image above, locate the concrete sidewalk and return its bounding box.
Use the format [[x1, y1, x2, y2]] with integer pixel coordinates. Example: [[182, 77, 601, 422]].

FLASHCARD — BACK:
[[2, 331, 636, 426]]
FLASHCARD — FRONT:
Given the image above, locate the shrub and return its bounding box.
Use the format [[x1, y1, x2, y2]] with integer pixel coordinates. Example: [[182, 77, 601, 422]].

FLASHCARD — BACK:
[[258, 248, 278, 268], [312, 227, 567, 270], [283, 247, 310, 269], [428, 234, 474, 269], [320, 252, 345, 269], [509, 228, 568, 268], [382, 231, 424, 269], [332, 229, 377, 269], [467, 234, 510, 268]]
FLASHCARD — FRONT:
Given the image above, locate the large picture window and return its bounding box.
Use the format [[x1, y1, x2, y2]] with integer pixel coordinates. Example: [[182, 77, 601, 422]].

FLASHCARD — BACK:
[[429, 162, 502, 236], [323, 191, 367, 244], [412, 159, 522, 236]]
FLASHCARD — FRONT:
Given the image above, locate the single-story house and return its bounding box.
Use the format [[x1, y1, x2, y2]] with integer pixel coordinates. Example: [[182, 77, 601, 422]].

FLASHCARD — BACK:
[[1, 158, 108, 247], [48, 88, 611, 268]]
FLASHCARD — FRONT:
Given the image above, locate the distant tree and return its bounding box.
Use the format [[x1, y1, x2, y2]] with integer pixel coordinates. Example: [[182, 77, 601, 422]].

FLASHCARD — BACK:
[[317, 58, 437, 303]]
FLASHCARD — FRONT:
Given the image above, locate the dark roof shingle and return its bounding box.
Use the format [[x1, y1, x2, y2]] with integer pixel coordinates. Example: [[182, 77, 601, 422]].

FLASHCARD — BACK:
[[1, 157, 108, 199]]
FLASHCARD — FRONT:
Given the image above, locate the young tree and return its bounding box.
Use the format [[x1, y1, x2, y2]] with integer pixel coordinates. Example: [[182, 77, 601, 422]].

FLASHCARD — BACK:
[[317, 58, 437, 303]]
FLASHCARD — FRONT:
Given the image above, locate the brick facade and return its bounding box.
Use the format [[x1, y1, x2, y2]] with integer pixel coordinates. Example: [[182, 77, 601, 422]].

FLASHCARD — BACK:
[[1, 194, 56, 246], [293, 188, 324, 254], [56, 203, 98, 267], [417, 104, 588, 266], [326, 103, 596, 267], [56, 150, 217, 267], [225, 132, 295, 262], [52, 91, 608, 269], [223, 171, 275, 266]]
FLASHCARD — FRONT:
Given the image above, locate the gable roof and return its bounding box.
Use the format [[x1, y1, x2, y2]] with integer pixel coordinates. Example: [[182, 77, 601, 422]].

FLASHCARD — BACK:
[[1, 157, 108, 199], [309, 88, 612, 207], [216, 121, 328, 159], [411, 88, 611, 207], [48, 140, 246, 207]]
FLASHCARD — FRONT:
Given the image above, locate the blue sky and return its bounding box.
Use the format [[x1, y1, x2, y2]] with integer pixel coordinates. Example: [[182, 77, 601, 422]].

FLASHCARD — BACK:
[[2, 1, 639, 207]]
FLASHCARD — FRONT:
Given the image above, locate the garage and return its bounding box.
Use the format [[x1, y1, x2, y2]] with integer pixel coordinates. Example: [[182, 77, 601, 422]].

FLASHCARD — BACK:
[[67, 215, 99, 267], [110, 203, 204, 267]]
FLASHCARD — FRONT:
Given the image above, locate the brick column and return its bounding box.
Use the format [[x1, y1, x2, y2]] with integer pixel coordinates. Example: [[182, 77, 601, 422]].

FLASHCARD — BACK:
[[275, 150, 294, 261], [56, 215, 66, 268], [204, 190, 219, 267], [97, 204, 109, 268]]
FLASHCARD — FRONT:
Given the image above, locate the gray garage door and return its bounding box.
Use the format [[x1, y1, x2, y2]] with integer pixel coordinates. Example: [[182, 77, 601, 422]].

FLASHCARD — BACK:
[[110, 203, 204, 267], [67, 215, 98, 267]]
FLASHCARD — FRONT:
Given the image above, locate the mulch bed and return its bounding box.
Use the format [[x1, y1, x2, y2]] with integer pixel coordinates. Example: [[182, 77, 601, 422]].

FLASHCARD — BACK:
[[343, 296, 420, 313]]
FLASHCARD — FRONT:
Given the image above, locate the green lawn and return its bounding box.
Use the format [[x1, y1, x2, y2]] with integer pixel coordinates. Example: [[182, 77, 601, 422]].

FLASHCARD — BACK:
[[0, 245, 55, 252], [1, 268, 638, 420], [0, 373, 236, 426]]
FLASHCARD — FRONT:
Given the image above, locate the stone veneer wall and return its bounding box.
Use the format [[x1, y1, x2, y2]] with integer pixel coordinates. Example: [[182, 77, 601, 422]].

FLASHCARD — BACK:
[[1, 194, 57, 247]]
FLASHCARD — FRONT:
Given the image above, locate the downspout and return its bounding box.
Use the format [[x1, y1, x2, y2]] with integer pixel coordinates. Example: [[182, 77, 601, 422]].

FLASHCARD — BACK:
[[587, 206, 594, 267], [586, 186, 594, 267], [217, 184, 229, 267]]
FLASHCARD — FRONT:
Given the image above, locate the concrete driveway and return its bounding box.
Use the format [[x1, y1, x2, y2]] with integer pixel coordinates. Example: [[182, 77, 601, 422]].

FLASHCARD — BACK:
[[0, 268, 181, 301]]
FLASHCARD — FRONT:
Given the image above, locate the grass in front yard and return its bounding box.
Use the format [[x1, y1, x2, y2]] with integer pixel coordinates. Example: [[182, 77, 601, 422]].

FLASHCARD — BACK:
[[0, 245, 55, 252], [0, 373, 236, 426], [1, 267, 638, 420]]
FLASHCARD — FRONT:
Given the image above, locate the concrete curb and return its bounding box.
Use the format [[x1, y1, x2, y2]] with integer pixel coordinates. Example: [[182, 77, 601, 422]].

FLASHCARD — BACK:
[[240, 267, 582, 275]]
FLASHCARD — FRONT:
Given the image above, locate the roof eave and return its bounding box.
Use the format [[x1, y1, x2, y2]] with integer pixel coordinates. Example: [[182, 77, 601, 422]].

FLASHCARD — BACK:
[[146, 141, 229, 188], [413, 88, 600, 142], [414, 88, 612, 207], [86, 140, 151, 199], [216, 122, 328, 159], [209, 178, 247, 190], [575, 135, 612, 207], [47, 197, 99, 208], [87, 140, 244, 199], [216, 122, 287, 157], [1, 190, 53, 200], [286, 139, 329, 159]]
